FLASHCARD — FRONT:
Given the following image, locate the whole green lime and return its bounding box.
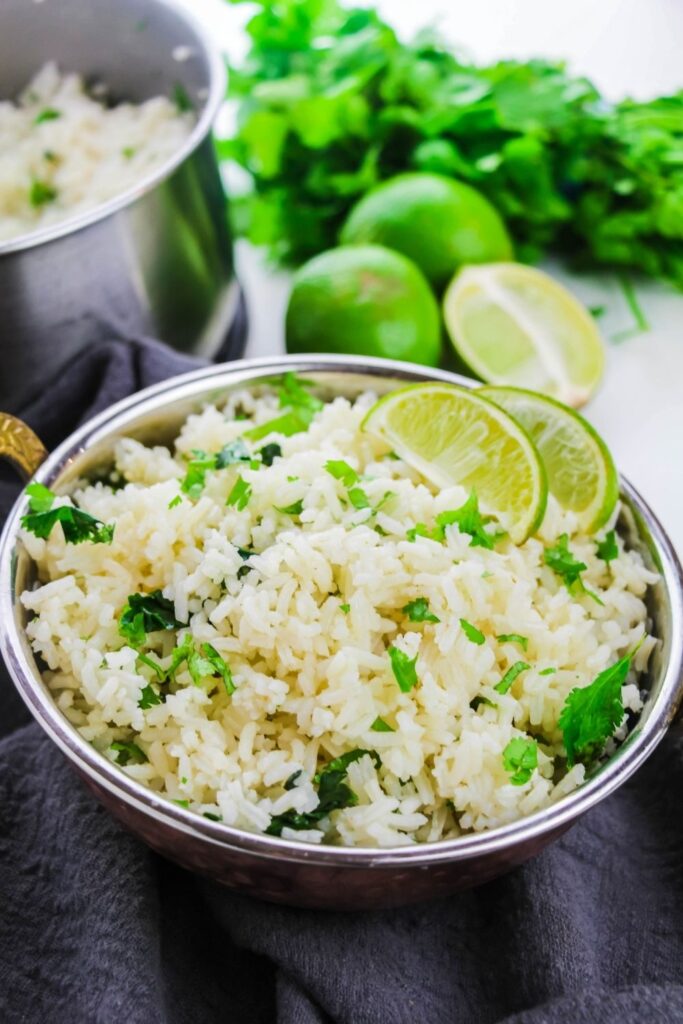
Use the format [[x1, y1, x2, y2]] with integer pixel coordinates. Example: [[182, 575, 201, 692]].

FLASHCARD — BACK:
[[285, 245, 441, 366], [340, 173, 513, 289]]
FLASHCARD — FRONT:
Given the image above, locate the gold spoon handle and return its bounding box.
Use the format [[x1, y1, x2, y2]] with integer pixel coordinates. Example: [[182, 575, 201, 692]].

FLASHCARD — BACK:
[[0, 413, 48, 482]]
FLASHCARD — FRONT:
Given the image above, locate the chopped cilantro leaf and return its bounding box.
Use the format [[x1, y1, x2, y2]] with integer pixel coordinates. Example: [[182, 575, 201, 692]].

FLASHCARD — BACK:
[[181, 441, 250, 497], [284, 770, 303, 790], [21, 483, 114, 544], [122, 146, 136, 159], [371, 716, 395, 732], [118, 590, 182, 648], [111, 740, 147, 766], [545, 534, 587, 588], [168, 494, 182, 509], [138, 682, 163, 709], [226, 476, 252, 510], [259, 442, 282, 466], [496, 633, 529, 651], [545, 534, 604, 604], [348, 487, 370, 510], [435, 491, 495, 549], [559, 646, 640, 767], [34, 107, 61, 124], [502, 737, 538, 785], [275, 498, 304, 515], [187, 649, 218, 685], [201, 643, 236, 695], [29, 179, 57, 206], [243, 409, 311, 441], [495, 661, 530, 694], [266, 748, 377, 836], [324, 459, 359, 487], [173, 799, 190, 809], [340, 602, 350, 614], [203, 812, 222, 821], [173, 82, 193, 112], [277, 372, 324, 416], [460, 618, 485, 645], [388, 646, 419, 692], [539, 667, 557, 676], [470, 695, 497, 711], [407, 523, 432, 542], [596, 529, 619, 565], [403, 597, 440, 623]]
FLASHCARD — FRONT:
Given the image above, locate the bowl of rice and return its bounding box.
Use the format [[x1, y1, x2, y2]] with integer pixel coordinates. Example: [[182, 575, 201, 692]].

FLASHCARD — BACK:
[[0, 355, 681, 910], [0, 0, 242, 413]]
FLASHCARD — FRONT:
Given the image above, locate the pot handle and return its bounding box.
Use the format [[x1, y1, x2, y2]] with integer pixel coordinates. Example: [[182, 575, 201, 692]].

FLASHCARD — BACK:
[[0, 413, 49, 482]]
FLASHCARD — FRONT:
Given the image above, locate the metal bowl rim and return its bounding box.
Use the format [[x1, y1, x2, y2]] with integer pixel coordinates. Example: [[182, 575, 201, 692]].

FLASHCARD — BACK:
[[0, 0, 226, 257], [1, 353, 682, 869]]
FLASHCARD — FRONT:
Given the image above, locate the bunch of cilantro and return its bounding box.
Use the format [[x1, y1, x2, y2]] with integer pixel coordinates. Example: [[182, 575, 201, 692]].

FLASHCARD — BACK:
[[220, 0, 683, 287]]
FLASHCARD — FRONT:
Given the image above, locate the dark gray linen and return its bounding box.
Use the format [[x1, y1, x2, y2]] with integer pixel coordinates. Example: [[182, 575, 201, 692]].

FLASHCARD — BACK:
[[1, 338, 682, 1024]]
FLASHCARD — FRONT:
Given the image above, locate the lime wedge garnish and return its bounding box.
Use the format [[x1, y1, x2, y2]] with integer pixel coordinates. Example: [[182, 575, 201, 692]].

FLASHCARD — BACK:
[[443, 263, 605, 408], [480, 386, 618, 532], [361, 383, 547, 542]]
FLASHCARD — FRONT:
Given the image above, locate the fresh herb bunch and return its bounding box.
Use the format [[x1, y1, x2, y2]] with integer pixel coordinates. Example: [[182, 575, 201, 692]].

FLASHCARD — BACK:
[[222, 0, 683, 287]]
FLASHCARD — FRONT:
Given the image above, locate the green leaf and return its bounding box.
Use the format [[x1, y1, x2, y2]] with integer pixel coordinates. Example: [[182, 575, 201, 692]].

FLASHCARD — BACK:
[[119, 591, 182, 648], [559, 647, 639, 767], [470, 695, 497, 711], [348, 487, 370, 509], [34, 107, 61, 124], [259, 442, 282, 466], [435, 492, 495, 549], [539, 667, 557, 675], [137, 683, 163, 709], [181, 441, 251, 497], [406, 523, 432, 542], [243, 409, 312, 442], [371, 716, 395, 732], [266, 748, 378, 836], [388, 645, 419, 692], [494, 660, 530, 694], [596, 529, 619, 565], [502, 737, 538, 785], [460, 618, 485, 644], [111, 740, 147, 766], [226, 476, 252, 510], [22, 483, 114, 545], [496, 633, 529, 651], [340, 602, 350, 614], [324, 459, 359, 487], [544, 533, 590, 591], [29, 179, 57, 206], [173, 799, 190, 809], [200, 642, 236, 695], [168, 495, 182, 509], [275, 498, 304, 515], [403, 597, 440, 623]]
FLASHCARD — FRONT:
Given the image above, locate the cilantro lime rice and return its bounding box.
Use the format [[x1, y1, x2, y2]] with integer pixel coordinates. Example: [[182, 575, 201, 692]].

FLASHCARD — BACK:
[[0, 63, 194, 243], [19, 380, 657, 847]]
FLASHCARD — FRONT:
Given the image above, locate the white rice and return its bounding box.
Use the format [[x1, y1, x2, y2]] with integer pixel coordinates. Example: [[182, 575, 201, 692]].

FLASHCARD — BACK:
[[20, 386, 658, 847], [0, 63, 194, 243]]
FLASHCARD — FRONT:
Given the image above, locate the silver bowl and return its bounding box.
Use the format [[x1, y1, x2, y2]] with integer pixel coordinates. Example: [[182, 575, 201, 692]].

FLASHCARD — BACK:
[[1, 355, 682, 910], [0, 0, 241, 413]]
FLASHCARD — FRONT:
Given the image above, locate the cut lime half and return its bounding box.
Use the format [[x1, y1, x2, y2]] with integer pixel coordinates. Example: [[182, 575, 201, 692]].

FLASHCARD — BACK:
[[443, 263, 605, 408], [480, 386, 619, 532], [361, 382, 547, 543]]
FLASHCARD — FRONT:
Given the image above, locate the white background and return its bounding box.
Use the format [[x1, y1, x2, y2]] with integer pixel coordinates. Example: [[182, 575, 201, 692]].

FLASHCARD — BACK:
[[177, 0, 683, 554]]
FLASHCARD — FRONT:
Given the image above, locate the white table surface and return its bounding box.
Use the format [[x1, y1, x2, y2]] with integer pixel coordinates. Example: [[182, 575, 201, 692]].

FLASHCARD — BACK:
[[178, 0, 683, 555]]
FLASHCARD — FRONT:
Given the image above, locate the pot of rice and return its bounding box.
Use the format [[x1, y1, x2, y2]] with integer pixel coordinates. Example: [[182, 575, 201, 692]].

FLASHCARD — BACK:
[[0, 0, 242, 413], [0, 356, 681, 910]]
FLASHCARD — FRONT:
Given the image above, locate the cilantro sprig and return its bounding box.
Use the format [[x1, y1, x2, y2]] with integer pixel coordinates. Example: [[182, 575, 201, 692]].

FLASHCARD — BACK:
[[403, 598, 440, 623], [559, 644, 641, 767], [119, 590, 183, 648], [21, 483, 114, 545], [244, 373, 323, 441], [406, 492, 498, 550], [266, 748, 380, 836], [502, 737, 538, 785], [545, 534, 603, 605], [181, 440, 250, 498]]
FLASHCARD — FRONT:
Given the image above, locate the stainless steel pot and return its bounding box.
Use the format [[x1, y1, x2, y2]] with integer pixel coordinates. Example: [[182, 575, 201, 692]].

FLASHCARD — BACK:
[[0, 0, 241, 413], [1, 355, 682, 910]]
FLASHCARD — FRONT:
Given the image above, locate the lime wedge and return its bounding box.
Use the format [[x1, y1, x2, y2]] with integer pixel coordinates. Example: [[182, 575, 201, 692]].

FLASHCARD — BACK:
[[480, 386, 618, 532], [361, 383, 547, 542], [443, 263, 605, 408]]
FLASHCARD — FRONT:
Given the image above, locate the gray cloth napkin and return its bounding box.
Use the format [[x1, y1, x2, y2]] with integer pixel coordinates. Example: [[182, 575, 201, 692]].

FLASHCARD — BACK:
[[1, 338, 682, 1024]]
